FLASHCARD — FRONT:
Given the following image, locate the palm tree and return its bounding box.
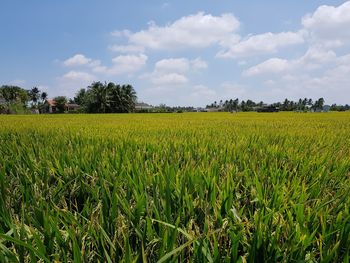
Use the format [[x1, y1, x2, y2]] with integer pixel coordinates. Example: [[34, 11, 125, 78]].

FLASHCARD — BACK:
[[307, 98, 313, 107], [317, 98, 325, 110], [107, 83, 121, 113], [29, 87, 40, 107], [41, 92, 48, 103], [122, 84, 137, 112], [90, 82, 109, 113]]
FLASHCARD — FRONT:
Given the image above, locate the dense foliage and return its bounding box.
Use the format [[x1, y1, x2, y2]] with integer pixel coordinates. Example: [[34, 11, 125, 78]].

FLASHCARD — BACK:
[[0, 85, 29, 114], [0, 85, 48, 114], [207, 97, 349, 112], [74, 82, 137, 113], [53, 96, 68, 113], [0, 112, 349, 262]]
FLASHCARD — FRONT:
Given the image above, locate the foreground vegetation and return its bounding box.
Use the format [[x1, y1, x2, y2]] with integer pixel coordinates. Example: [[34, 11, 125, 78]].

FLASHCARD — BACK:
[[0, 112, 349, 262]]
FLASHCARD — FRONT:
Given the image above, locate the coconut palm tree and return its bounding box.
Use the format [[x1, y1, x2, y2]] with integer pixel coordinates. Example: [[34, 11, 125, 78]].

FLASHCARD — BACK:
[[29, 87, 40, 107], [90, 82, 109, 113], [41, 92, 48, 103]]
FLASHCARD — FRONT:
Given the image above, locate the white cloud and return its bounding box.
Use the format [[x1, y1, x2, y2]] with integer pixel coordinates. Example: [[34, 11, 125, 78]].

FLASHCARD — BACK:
[[300, 47, 336, 63], [154, 57, 208, 73], [244, 46, 338, 76], [151, 73, 188, 85], [218, 31, 304, 58], [243, 58, 290, 76], [191, 58, 208, 70], [297, 47, 337, 70], [93, 54, 148, 75], [109, 44, 145, 53], [155, 58, 190, 73], [142, 57, 207, 87], [119, 12, 240, 50], [63, 54, 101, 69], [111, 12, 306, 61], [302, 1, 350, 47], [112, 54, 147, 69], [63, 54, 92, 67], [216, 1, 350, 60], [61, 71, 96, 82]]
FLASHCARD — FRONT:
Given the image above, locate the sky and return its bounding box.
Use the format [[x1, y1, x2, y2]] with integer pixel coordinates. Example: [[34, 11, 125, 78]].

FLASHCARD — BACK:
[[1, 0, 350, 107]]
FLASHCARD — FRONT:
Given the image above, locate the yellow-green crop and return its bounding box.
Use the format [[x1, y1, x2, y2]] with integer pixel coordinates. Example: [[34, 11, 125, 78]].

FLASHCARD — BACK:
[[0, 112, 350, 262]]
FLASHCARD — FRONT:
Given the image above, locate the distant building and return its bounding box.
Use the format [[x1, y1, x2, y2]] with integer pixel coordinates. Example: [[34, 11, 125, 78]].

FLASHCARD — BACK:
[[43, 99, 80, 113], [45, 99, 57, 113], [135, 102, 153, 111], [66, 103, 80, 112], [206, 107, 224, 112]]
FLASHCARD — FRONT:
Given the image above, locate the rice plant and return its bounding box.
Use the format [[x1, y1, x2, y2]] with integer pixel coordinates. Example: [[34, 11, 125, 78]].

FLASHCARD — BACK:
[[0, 112, 349, 262]]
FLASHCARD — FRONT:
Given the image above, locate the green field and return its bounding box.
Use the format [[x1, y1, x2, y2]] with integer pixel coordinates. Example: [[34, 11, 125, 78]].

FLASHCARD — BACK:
[[0, 112, 350, 262]]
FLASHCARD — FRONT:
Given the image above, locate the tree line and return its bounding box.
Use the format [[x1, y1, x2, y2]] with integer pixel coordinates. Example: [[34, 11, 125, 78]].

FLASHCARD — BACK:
[[2, 83, 349, 114], [207, 98, 350, 112], [0, 82, 137, 114]]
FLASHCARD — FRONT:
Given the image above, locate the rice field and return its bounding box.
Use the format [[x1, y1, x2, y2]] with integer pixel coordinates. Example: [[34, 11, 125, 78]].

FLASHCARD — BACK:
[[0, 112, 349, 262]]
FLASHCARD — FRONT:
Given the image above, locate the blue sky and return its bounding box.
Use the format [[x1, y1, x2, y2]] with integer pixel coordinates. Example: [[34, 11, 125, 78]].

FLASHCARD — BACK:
[[1, 0, 349, 106]]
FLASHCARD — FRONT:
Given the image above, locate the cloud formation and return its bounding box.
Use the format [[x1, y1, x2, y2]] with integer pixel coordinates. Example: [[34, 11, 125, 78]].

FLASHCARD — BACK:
[[64, 54, 93, 67], [62, 71, 96, 82], [141, 57, 207, 86], [218, 31, 305, 58], [109, 45, 145, 53], [119, 12, 240, 50], [302, 1, 350, 47], [94, 54, 148, 75], [56, 2, 350, 105]]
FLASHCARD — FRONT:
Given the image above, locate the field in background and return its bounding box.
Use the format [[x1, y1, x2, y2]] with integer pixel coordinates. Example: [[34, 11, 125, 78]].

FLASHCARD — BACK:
[[0, 112, 350, 262]]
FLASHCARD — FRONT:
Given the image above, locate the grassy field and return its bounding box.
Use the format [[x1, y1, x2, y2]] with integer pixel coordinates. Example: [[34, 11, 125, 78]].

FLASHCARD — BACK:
[[0, 112, 349, 262]]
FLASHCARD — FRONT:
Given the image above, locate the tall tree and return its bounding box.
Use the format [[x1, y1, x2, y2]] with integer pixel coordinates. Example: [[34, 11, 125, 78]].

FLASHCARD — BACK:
[[73, 89, 86, 105], [317, 97, 325, 110], [53, 96, 67, 113], [233, 98, 239, 112], [29, 87, 40, 107], [122, 84, 137, 112], [93, 82, 109, 113], [41, 92, 48, 103]]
